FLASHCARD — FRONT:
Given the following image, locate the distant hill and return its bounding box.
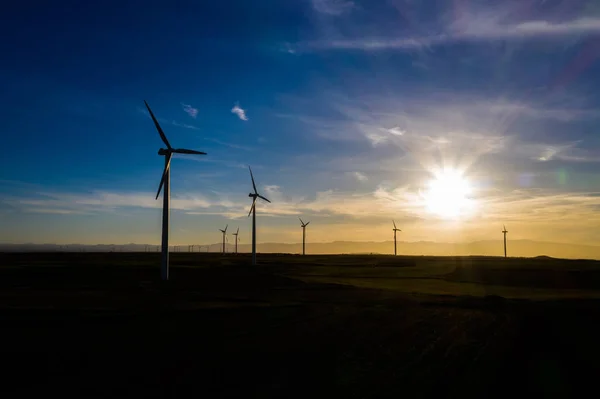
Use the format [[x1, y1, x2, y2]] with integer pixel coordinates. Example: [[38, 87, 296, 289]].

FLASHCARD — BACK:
[[1, 240, 600, 260]]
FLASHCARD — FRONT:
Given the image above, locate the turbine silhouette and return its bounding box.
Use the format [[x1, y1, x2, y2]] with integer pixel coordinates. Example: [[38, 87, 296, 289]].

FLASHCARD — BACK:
[[145, 100, 206, 281], [299, 218, 310, 255], [219, 224, 228, 255], [232, 227, 240, 254], [502, 225, 508, 258], [392, 220, 401, 256], [247, 166, 271, 265]]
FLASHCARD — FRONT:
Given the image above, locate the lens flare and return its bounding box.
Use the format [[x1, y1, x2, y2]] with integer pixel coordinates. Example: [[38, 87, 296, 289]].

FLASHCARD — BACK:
[[423, 168, 475, 219]]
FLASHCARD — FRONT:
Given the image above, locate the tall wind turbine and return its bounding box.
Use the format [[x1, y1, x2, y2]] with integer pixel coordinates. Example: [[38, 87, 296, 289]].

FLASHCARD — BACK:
[[145, 100, 206, 281], [299, 218, 310, 255], [392, 220, 401, 256], [219, 224, 228, 255], [232, 227, 240, 254], [502, 225, 508, 258], [247, 166, 271, 266]]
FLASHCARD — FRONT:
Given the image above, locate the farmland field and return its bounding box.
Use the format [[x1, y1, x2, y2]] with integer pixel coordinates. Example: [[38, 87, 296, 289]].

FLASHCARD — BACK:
[[1, 252, 599, 397]]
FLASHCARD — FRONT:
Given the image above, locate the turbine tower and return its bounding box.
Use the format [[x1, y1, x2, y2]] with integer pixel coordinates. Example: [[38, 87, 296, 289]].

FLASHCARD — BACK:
[[145, 100, 206, 281], [232, 227, 240, 254], [502, 225, 508, 258], [392, 220, 401, 256], [299, 218, 310, 255], [247, 166, 271, 266], [219, 225, 228, 255]]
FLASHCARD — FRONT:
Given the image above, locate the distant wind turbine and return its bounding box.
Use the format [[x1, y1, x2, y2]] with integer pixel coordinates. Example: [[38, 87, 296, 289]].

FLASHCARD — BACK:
[[299, 218, 310, 255], [247, 166, 271, 265], [392, 220, 401, 256], [502, 225, 508, 258], [232, 227, 240, 254], [219, 225, 228, 254], [145, 100, 206, 281]]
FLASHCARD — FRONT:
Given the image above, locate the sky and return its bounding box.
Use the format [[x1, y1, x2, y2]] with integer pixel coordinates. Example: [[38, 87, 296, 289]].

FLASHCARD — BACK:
[[1, 0, 600, 248]]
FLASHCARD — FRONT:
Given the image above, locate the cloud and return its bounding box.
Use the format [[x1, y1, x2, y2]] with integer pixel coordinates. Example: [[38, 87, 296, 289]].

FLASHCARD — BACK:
[[170, 120, 200, 130], [312, 0, 355, 16], [387, 127, 406, 136], [6, 183, 600, 246], [276, 90, 600, 200], [353, 172, 368, 182], [305, 16, 600, 51], [231, 103, 248, 121], [518, 141, 600, 163], [481, 17, 600, 38], [365, 131, 388, 147], [137, 106, 200, 130], [206, 138, 253, 151], [181, 103, 198, 119]]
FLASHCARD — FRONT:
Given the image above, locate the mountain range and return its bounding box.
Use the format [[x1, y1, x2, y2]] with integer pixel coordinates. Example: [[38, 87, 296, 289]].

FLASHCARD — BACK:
[[2, 240, 600, 260]]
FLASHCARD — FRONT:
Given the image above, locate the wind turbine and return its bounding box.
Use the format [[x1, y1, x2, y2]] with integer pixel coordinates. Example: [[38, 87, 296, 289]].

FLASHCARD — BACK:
[[392, 220, 401, 256], [502, 225, 508, 258], [145, 100, 207, 281], [219, 225, 228, 255], [232, 227, 240, 254], [299, 218, 310, 255], [247, 166, 271, 265]]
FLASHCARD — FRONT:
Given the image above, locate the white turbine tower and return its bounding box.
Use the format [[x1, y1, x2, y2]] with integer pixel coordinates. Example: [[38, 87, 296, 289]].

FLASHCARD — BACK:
[[247, 166, 271, 266], [299, 218, 310, 255], [145, 100, 206, 281], [219, 224, 228, 255]]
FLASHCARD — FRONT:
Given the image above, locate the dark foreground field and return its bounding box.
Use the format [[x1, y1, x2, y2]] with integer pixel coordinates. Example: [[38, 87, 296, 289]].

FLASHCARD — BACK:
[[1, 252, 600, 398]]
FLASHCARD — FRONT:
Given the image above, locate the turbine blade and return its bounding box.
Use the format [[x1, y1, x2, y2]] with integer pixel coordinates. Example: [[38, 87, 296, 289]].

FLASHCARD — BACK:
[[248, 166, 258, 194], [247, 198, 256, 217], [236, 227, 239, 235], [258, 194, 271, 203], [393, 220, 397, 229], [145, 101, 172, 149], [299, 217, 304, 225], [225, 224, 228, 233], [155, 153, 172, 200], [173, 148, 207, 155], [305, 221, 310, 226]]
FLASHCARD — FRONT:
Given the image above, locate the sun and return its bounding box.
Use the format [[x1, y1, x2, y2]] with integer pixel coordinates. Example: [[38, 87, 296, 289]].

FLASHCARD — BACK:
[[422, 168, 474, 219]]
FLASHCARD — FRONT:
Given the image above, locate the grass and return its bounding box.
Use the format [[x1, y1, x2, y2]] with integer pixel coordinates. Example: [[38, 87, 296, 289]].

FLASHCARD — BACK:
[[1, 252, 599, 397]]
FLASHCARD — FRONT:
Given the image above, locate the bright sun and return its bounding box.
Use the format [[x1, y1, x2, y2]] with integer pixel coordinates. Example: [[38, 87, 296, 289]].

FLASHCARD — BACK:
[[423, 168, 474, 219]]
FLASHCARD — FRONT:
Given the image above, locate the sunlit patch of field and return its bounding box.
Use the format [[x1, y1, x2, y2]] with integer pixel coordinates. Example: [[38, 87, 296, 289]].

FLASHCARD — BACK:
[[269, 255, 600, 300]]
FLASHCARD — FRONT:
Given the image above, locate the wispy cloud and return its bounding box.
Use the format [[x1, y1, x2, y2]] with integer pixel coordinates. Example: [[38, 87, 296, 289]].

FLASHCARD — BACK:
[[231, 103, 248, 121], [519, 141, 600, 163], [181, 103, 198, 119], [277, 90, 600, 195], [353, 172, 368, 182], [137, 106, 200, 130], [206, 138, 253, 151], [470, 17, 600, 38], [6, 183, 600, 245], [312, 0, 355, 16], [304, 16, 600, 51], [171, 120, 200, 130]]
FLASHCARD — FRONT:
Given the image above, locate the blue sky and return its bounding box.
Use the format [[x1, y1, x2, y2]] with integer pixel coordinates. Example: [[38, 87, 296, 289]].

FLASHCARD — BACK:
[[1, 0, 600, 246]]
